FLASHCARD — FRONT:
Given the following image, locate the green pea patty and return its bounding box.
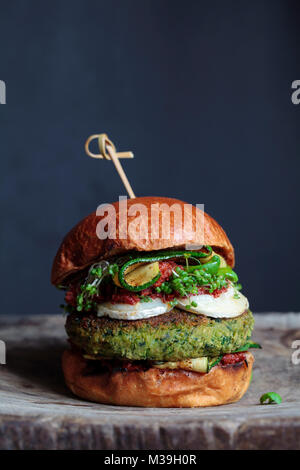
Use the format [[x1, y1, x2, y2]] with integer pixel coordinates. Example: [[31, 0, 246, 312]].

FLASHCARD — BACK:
[[66, 309, 254, 361]]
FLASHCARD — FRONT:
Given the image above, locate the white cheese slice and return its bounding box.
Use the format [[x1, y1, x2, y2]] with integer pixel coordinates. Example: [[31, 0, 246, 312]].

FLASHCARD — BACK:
[[176, 285, 249, 318], [97, 297, 172, 320]]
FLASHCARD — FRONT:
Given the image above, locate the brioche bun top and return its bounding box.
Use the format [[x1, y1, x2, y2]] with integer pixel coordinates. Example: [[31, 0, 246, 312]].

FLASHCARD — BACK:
[[51, 197, 234, 286]]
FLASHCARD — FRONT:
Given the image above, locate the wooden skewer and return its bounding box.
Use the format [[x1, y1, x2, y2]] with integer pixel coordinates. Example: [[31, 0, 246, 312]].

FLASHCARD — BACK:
[[85, 133, 136, 199], [105, 144, 136, 199]]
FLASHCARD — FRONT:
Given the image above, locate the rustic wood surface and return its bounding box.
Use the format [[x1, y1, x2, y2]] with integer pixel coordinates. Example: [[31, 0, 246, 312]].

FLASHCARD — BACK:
[[0, 313, 299, 450]]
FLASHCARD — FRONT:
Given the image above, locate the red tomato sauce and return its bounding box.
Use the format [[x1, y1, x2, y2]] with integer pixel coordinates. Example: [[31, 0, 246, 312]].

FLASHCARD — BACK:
[[98, 358, 148, 373], [110, 289, 140, 305], [154, 261, 179, 287], [64, 286, 78, 307], [64, 260, 229, 307], [221, 352, 246, 365]]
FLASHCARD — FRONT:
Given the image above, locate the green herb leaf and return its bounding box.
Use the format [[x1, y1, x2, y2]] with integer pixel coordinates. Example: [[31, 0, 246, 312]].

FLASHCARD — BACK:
[[60, 303, 76, 315], [108, 264, 119, 276], [139, 295, 152, 303], [233, 342, 262, 352], [207, 356, 223, 371], [260, 392, 282, 405]]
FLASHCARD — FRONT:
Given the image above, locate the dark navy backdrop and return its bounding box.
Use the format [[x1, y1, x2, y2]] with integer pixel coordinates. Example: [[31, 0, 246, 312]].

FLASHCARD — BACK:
[[0, 0, 299, 314]]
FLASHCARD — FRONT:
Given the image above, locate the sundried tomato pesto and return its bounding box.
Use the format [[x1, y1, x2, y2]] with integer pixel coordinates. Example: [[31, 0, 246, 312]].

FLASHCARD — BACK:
[[65, 260, 229, 307]]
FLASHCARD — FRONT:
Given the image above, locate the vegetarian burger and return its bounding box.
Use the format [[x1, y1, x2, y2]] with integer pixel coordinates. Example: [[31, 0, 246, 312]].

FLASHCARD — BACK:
[[51, 197, 259, 407]]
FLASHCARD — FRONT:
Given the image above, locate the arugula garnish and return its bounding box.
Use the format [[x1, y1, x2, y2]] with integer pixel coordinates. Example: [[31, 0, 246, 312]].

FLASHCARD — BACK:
[[207, 342, 261, 372], [233, 342, 262, 353], [207, 356, 223, 371]]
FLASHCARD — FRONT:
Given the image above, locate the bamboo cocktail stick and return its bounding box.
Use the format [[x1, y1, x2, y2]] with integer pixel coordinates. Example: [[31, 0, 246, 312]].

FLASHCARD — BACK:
[[85, 133, 136, 199]]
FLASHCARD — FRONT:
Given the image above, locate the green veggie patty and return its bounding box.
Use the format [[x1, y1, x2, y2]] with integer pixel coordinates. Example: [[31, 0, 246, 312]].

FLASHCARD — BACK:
[[66, 309, 254, 361]]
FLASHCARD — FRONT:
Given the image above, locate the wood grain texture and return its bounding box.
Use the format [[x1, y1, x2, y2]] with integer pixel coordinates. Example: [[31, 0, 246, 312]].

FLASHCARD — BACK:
[[0, 313, 299, 450]]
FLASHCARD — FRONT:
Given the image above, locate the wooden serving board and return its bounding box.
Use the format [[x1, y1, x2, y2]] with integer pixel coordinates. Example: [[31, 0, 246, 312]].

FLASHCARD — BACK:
[[0, 313, 299, 450]]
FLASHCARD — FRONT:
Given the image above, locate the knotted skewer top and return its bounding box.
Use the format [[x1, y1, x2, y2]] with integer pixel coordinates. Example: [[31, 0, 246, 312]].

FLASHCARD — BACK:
[[85, 133, 135, 199]]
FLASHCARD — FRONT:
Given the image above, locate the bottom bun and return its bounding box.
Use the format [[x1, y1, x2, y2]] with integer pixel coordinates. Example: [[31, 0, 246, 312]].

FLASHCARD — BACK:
[[62, 350, 254, 408]]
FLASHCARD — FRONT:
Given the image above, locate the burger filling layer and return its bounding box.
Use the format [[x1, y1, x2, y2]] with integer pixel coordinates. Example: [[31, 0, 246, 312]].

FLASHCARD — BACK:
[[61, 246, 258, 373], [63, 247, 249, 321], [65, 309, 255, 361]]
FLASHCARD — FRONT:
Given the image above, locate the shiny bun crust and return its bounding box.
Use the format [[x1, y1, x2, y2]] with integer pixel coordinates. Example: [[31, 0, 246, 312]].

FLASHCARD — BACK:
[[52, 197, 234, 286], [62, 350, 253, 408]]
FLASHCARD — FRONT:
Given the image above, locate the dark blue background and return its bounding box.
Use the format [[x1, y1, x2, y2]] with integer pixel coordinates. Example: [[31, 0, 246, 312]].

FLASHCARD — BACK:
[[0, 0, 299, 314]]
